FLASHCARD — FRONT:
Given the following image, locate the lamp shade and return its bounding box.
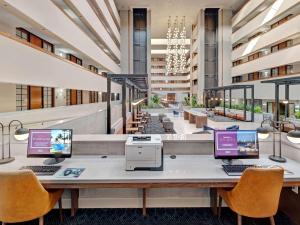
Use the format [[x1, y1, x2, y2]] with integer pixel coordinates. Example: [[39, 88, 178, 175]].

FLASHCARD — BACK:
[[14, 127, 29, 141], [287, 130, 300, 144], [257, 126, 270, 139]]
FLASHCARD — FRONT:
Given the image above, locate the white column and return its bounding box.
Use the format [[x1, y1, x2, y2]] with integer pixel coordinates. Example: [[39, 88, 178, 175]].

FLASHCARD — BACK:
[[218, 9, 232, 87], [197, 9, 205, 103]]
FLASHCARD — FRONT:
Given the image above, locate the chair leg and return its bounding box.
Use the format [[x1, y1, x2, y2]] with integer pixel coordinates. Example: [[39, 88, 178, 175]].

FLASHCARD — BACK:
[[59, 197, 63, 222], [39, 216, 44, 225], [237, 214, 242, 225], [270, 216, 275, 225], [218, 196, 222, 218]]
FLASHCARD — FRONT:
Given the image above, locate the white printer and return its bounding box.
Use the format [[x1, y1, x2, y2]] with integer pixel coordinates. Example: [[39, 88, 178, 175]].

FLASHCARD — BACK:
[[125, 135, 163, 171]]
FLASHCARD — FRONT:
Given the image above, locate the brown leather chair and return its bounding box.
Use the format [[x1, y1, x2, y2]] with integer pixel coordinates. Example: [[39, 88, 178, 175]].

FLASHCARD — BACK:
[[218, 167, 284, 225], [0, 170, 63, 225]]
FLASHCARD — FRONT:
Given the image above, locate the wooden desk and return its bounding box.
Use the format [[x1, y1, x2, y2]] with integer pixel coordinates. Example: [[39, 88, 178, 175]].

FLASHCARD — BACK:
[[184, 110, 208, 127], [184, 111, 189, 120], [1, 155, 300, 220]]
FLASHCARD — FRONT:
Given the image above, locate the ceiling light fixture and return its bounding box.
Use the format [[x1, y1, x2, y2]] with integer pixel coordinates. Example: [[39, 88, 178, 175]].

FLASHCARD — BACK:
[[166, 16, 187, 76]]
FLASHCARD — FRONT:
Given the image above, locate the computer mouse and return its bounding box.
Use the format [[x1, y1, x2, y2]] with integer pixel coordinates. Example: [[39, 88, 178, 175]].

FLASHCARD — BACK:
[[170, 155, 176, 159], [101, 155, 107, 159], [64, 169, 73, 176]]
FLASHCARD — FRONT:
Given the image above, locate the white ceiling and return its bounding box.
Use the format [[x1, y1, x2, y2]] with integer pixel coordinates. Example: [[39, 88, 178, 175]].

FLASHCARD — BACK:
[[115, 0, 246, 38]]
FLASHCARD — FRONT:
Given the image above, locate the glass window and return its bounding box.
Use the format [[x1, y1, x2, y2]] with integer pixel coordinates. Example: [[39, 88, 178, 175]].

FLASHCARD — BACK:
[[77, 90, 82, 104], [76, 58, 82, 66], [66, 89, 71, 105], [16, 29, 28, 41], [43, 87, 53, 108], [271, 68, 278, 77], [102, 92, 107, 102], [16, 85, 28, 111], [286, 65, 293, 74], [111, 93, 115, 101], [43, 42, 53, 53]]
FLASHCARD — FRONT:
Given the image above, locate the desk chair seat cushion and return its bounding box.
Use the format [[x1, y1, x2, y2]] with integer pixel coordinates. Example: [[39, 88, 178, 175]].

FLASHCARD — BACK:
[[0, 170, 63, 223], [218, 168, 283, 218]]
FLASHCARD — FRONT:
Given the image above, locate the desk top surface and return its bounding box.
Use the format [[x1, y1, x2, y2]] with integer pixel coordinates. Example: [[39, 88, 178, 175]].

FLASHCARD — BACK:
[[1, 155, 300, 185]]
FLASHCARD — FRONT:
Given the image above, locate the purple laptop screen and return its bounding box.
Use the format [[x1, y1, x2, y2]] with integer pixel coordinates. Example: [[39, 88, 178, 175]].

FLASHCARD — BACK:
[[27, 129, 72, 155], [215, 130, 258, 157]]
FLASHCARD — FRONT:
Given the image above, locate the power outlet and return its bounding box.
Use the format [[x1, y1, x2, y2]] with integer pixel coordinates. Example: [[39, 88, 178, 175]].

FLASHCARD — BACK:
[[292, 186, 299, 194]]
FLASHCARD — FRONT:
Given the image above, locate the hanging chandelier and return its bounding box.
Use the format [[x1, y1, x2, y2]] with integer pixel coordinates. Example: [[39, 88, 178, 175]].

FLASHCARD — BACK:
[[166, 16, 187, 75]]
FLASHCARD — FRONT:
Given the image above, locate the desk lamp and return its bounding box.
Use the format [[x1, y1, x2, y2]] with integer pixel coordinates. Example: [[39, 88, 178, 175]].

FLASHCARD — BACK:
[[0, 120, 29, 164], [257, 119, 300, 163]]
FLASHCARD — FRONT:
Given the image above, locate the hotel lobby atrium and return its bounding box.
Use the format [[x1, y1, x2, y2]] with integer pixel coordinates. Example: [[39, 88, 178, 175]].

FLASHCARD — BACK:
[[0, 0, 300, 225]]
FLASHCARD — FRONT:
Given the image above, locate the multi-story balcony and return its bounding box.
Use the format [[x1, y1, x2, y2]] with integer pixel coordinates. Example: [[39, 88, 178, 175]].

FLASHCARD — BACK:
[[152, 87, 190, 93], [232, 44, 300, 77], [232, 0, 274, 31], [151, 68, 166, 74], [231, 72, 300, 100], [191, 70, 198, 80], [232, 15, 300, 61], [0, 32, 121, 93], [63, 0, 120, 60], [151, 75, 190, 81], [2, 0, 120, 73], [232, 0, 299, 44], [151, 82, 190, 89]]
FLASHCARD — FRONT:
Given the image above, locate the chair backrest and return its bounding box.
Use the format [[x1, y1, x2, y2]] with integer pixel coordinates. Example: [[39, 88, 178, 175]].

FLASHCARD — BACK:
[[0, 170, 48, 222], [230, 168, 284, 218]]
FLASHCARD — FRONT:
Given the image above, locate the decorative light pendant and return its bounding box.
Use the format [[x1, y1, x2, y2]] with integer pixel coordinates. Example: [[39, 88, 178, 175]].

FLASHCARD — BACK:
[[165, 16, 187, 75]]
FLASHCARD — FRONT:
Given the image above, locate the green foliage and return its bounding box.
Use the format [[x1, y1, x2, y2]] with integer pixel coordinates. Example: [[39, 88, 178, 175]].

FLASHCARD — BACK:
[[151, 94, 160, 105], [189, 96, 205, 108], [142, 95, 162, 109], [230, 103, 251, 111], [253, 105, 263, 113], [183, 97, 190, 106], [295, 111, 300, 119], [191, 96, 198, 108], [142, 102, 162, 109]]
